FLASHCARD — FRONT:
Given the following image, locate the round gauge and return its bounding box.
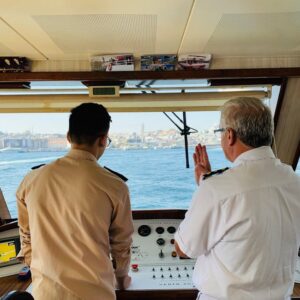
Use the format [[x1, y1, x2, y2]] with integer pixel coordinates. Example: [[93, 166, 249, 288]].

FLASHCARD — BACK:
[[138, 225, 151, 237], [156, 226, 165, 234], [167, 226, 176, 234], [156, 238, 165, 246]]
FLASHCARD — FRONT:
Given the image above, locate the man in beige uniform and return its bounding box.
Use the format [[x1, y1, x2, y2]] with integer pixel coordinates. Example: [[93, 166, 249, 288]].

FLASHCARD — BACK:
[[17, 103, 134, 300]]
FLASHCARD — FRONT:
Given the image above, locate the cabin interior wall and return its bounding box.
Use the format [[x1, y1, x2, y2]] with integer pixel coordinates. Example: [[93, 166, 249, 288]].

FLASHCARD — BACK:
[[274, 77, 300, 167]]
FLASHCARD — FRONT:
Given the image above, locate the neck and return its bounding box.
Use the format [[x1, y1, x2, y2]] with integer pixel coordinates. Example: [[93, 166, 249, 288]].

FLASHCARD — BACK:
[[71, 143, 98, 159], [230, 140, 253, 162]]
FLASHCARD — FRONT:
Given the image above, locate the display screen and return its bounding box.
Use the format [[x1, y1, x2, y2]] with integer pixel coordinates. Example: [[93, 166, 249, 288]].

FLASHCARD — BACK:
[[0, 237, 20, 267]]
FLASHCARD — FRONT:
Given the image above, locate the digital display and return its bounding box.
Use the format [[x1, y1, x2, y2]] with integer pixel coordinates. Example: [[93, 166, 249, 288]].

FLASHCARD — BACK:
[[93, 87, 116, 95], [0, 237, 20, 267]]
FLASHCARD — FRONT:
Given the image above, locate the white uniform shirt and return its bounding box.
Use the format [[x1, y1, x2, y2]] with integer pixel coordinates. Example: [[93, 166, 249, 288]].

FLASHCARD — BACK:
[[175, 146, 300, 300]]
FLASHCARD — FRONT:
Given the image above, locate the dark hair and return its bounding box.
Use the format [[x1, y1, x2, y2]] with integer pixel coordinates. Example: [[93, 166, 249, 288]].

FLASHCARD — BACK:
[[69, 103, 111, 145]]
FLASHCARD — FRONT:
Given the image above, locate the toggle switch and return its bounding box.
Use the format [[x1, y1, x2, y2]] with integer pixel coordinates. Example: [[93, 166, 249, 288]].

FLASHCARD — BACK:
[[159, 249, 164, 258]]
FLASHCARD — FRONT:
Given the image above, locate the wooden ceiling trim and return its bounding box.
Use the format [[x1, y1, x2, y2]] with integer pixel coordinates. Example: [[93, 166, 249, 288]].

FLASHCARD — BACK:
[[0, 68, 300, 82]]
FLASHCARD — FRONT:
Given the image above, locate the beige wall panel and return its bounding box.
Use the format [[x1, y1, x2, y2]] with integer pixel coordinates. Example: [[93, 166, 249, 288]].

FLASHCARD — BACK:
[[275, 78, 300, 166]]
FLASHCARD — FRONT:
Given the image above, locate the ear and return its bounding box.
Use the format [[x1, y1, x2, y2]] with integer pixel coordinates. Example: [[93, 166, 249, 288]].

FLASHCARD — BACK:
[[67, 132, 71, 143], [98, 136, 106, 147], [227, 128, 237, 146]]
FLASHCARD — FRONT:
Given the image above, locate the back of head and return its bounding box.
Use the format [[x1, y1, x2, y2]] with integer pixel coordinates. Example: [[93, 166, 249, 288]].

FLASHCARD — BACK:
[[69, 103, 111, 146], [221, 97, 274, 148]]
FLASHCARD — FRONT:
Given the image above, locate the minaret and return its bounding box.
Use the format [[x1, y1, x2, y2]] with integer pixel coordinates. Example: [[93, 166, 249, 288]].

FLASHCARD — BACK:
[[141, 123, 145, 143]]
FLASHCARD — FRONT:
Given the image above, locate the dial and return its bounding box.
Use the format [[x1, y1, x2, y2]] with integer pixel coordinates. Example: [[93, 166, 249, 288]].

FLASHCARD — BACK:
[[156, 226, 165, 234], [167, 226, 176, 234], [138, 225, 151, 237], [156, 238, 165, 246]]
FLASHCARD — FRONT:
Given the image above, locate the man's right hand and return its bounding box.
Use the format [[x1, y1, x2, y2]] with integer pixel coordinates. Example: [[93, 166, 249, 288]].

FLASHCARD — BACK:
[[193, 144, 212, 185], [116, 275, 131, 290]]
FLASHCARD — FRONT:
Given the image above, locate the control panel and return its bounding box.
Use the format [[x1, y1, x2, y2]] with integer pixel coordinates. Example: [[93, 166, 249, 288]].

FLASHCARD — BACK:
[[127, 216, 196, 291]]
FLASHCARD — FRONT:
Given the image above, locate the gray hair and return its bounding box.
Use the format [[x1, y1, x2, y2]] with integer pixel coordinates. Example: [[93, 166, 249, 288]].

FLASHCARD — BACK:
[[221, 97, 274, 148]]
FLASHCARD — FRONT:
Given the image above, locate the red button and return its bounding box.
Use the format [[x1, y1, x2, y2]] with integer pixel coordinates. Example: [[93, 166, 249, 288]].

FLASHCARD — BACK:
[[131, 264, 139, 271]]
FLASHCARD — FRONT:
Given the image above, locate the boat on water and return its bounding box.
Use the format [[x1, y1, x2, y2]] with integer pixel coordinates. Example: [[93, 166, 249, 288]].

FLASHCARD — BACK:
[[0, 0, 299, 299]]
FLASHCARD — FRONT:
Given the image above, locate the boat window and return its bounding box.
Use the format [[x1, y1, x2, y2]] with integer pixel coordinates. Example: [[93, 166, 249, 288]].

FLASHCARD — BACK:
[[0, 83, 282, 217], [0, 111, 228, 217]]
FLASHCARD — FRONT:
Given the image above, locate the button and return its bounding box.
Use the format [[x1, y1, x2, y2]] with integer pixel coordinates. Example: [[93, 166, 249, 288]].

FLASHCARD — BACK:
[[186, 274, 189, 277], [178, 274, 181, 278], [171, 251, 177, 257], [160, 267, 163, 271], [153, 275, 156, 279], [169, 274, 172, 278], [131, 264, 139, 272], [161, 274, 164, 278], [170, 239, 175, 244], [168, 267, 171, 271], [176, 267, 179, 271], [184, 267, 187, 270], [152, 267, 155, 272]]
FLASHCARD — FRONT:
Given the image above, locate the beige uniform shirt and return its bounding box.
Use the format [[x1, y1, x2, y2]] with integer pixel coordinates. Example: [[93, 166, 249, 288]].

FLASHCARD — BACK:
[[17, 149, 134, 300]]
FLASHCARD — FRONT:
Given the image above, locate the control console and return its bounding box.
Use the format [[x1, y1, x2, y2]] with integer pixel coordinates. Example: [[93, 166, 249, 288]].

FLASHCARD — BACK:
[[127, 210, 196, 291]]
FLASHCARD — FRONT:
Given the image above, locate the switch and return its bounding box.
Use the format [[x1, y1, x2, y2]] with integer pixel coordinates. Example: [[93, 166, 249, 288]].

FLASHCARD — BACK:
[[159, 249, 164, 258]]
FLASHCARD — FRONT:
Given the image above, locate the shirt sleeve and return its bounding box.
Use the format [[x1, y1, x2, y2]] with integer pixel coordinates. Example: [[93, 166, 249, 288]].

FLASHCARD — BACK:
[[109, 185, 134, 278], [16, 179, 32, 266], [175, 183, 225, 258]]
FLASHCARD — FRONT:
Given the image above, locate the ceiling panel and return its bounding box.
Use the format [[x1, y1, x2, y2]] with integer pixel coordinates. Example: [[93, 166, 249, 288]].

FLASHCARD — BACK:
[[180, 0, 300, 56], [0, 18, 45, 59], [2, 0, 194, 60], [204, 12, 300, 56]]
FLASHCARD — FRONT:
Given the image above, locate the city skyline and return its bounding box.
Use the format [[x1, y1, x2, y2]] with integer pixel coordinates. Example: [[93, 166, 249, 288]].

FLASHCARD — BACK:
[[0, 111, 220, 134]]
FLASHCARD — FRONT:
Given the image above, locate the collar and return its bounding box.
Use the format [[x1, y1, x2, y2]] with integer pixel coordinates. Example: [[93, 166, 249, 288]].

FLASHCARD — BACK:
[[233, 146, 275, 167], [65, 149, 97, 162]]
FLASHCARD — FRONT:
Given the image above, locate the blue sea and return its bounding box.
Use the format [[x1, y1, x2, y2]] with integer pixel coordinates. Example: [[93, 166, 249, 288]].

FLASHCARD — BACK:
[[0, 147, 299, 218]]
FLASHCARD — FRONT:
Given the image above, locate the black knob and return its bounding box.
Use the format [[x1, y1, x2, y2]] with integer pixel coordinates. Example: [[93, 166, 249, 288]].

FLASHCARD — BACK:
[[156, 238, 165, 246], [138, 225, 151, 237], [156, 226, 165, 234], [167, 226, 176, 234], [153, 275, 155, 278], [152, 268, 155, 272]]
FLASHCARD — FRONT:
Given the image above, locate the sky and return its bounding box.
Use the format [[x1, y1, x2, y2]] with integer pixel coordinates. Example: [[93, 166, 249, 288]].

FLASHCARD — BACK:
[[0, 111, 221, 134]]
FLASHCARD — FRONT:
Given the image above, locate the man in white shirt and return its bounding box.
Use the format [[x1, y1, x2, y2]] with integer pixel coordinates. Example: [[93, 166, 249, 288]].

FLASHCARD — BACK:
[[175, 97, 300, 300]]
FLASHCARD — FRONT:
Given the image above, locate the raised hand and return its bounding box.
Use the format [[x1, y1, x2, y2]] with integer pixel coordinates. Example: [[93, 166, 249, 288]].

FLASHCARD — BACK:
[[193, 144, 212, 185]]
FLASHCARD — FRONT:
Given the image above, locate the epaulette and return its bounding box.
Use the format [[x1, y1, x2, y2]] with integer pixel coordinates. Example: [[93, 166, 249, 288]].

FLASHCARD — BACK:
[[202, 167, 229, 180], [31, 164, 46, 170], [104, 166, 128, 182]]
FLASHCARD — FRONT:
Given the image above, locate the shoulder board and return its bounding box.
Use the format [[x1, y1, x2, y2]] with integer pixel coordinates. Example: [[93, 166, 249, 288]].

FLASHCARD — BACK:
[[104, 166, 128, 182], [31, 164, 46, 170], [202, 167, 229, 181]]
